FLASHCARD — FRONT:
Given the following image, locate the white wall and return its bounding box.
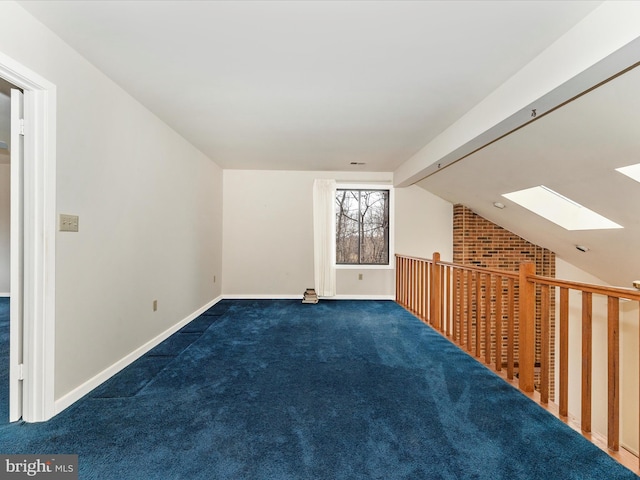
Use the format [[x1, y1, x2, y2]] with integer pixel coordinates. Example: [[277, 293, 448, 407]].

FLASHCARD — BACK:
[[555, 258, 639, 454], [0, 164, 9, 294], [222, 170, 390, 297], [394, 185, 453, 262], [222, 171, 453, 298], [0, 2, 223, 401]]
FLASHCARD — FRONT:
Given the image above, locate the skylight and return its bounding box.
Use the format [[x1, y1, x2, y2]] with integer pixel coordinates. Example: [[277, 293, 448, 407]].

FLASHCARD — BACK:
[[616, 163, 640, 183], [502, 185, 622, 231]]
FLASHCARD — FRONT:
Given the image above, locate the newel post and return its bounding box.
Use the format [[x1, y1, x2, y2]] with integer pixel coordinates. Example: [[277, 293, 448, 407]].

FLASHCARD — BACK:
[[518, 262, 535, 393], [431, 252, 441, 330]]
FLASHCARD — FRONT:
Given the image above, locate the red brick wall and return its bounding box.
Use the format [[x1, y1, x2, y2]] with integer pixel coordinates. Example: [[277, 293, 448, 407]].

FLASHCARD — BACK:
[[453, 205, 555, 396], [453, 204, 555, 275]]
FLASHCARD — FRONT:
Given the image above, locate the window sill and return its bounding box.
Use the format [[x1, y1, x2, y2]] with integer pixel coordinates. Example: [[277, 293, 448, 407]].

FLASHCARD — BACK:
[[335, 263, 394, 270]]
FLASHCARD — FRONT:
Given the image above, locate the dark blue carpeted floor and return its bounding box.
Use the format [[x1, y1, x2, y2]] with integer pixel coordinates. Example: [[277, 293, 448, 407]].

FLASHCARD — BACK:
[[0, 299, 637, 479], [0, 297, 8, 423]]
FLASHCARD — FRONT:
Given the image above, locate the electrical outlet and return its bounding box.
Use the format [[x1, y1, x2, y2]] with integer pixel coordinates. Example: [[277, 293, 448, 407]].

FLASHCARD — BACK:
[[153, 300, 158, 312], [358, 273, 363, 280]]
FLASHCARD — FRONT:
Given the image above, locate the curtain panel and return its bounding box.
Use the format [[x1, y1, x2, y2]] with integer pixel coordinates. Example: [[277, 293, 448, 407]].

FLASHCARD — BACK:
[[313, 179, 336, 297]]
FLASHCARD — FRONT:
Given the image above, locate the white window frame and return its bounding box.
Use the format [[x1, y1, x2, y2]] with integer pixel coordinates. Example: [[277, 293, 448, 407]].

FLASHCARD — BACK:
[[335, 183, 394, 270]]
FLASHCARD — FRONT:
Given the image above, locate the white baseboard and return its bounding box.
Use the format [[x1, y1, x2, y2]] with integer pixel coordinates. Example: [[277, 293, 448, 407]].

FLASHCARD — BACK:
[[222, 294, 395, 301], [222, 294, 301, 300], [54, 295, 223, 416], [330, 294, 395, 301], [0, 292, 9, 297]]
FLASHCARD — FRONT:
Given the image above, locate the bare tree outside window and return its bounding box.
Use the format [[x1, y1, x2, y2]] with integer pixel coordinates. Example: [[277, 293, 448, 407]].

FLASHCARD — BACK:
[[335, 189, 389, 265]]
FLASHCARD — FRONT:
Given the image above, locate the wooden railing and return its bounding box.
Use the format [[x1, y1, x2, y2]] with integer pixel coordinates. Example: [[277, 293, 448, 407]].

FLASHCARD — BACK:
[[396, 253, 640, 468]]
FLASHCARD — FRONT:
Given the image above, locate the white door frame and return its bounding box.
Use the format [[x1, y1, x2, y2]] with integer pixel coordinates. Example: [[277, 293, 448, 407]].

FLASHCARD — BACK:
[[0, 51, 56, 422], [9, 87, 24, 422]]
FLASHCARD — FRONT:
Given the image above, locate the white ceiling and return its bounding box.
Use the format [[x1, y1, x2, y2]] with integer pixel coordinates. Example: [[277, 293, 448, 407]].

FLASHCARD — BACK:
[[18, 0, 640, 287], [18, 0, 602, 171]]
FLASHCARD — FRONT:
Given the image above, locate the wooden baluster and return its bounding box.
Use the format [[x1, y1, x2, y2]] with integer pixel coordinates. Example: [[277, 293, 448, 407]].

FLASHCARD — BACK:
[[420, 261, 431, 322], [423, 260, 429, 321], [403, 257, 408, 306], [467, 270, 473, 353], [408, 258, 412, 309], [452, 268, 458, 342], [398, 257, 403, 305], [608, 295, 619, 451], [475, 271, 481, 358], [411, 260, 420, 312], [424, 260, 429, 321], [459, 270, 467, 346], [420, 260, 431, 322], [395, 256, 399, 303], [441, 266, 446, 334], [507, 277, 515, 380], [415, 259, 420, 318], [424, 260, 429, 322], [495, 276, 503, 372], [582, 291, 592, 433], [401, 257, 406, 306], [518, 263, 535, 393], [446, 266, 451, 337], [424, 262, 433, 325], [405, 257, 410, 307], [412, 259, 417, 313], [417, 260, 423, 319], [400, 257, 406, 306], [484, 274, 491, 365], [431, 253, 442, 331], [424, 261, 429, 323], [540, 284, 550, 404], [559, 287, 569, 417]]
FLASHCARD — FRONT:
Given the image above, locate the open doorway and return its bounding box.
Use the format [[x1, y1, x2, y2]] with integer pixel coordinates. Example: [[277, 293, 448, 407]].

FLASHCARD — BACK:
[[0, 77, 14, 423]]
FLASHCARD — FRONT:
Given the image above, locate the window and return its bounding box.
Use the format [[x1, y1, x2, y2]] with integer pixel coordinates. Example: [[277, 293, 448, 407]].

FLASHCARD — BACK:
[[335, 189, 390, 265]]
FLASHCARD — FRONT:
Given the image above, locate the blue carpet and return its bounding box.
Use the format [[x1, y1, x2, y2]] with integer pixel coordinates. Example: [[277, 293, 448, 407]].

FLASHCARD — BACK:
[[0, 299, 637, 479], [0, 297, 8, 423]]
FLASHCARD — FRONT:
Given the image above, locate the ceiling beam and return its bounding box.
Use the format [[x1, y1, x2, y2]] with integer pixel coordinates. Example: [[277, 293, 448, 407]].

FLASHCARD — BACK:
[[394, 1, 640, 188]]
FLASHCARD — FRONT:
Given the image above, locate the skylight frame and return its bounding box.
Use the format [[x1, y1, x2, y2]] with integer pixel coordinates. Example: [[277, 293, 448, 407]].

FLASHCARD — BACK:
[[615, 163, 640, 183], [502, 185, 622, 231]]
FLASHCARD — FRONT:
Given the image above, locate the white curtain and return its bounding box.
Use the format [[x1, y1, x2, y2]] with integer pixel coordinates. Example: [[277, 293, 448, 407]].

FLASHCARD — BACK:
[[313, 179, 336, 297]]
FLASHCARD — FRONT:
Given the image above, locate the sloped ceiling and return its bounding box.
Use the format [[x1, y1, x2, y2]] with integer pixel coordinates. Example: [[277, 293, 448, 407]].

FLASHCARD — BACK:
[[417, 64, 640, 288]]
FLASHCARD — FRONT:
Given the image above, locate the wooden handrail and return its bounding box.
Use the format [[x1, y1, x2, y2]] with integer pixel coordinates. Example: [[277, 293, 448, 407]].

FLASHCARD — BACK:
[[395, 252, 640, 471], [530, 274, 640, 301]]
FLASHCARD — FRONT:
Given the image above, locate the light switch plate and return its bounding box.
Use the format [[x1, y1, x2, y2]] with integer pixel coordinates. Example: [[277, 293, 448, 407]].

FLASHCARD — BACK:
[[59, 214, 79, 232]]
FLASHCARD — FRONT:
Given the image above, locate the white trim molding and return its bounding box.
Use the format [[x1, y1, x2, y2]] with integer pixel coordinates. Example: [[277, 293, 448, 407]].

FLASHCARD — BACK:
[[222, 294, 302, 300], [0, 50, 57, 422], [222, 294, 395, 301], [330, 295, 395, 301]]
